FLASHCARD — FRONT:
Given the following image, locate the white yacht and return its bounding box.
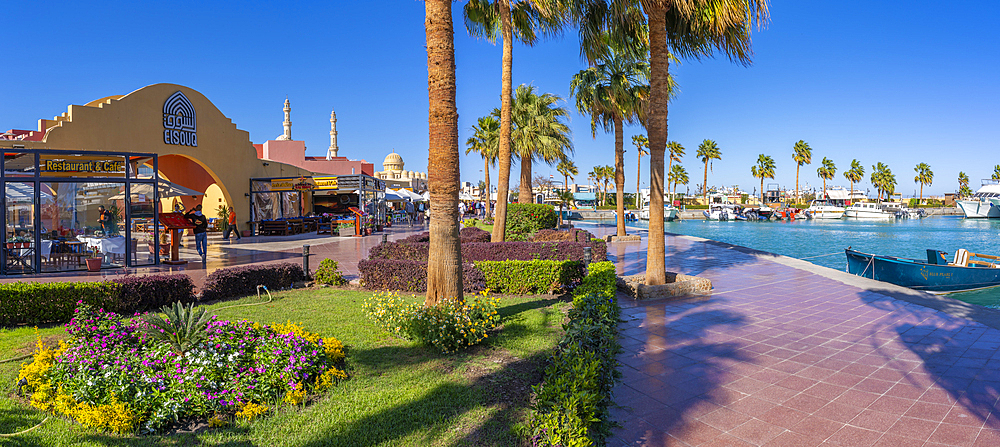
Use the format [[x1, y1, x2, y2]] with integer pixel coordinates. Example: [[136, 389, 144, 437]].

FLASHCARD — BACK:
[[844, 202, 895, 219], [703, 204, 740, 221], [638, 205, 679, 221], [804, 199, 845, 219], [957, 180, 1000, 218]]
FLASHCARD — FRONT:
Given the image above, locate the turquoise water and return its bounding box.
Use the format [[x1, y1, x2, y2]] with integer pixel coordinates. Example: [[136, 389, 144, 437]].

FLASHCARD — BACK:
[[591, 216, 1000, 307]]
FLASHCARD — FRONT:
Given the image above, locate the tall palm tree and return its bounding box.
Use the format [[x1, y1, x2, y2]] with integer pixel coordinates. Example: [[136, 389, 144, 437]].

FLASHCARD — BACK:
[[557, 159, 578, 226], [570, 47, 649, 237], [666, 141, 685, 203], [843, 159, 865, 204], [465, 0, 567, 243], [425, 0, 463, 305], [601, 165, 614, 205], [633, 135, 648, 208], [499, 85, 573, 206], [696, 139, 721, 203], [792, 140, 812, 204], [816, 157, 836, 200], [668, 164, 688, 200], [871, 162, 895, 200], [958, 171, 972, 198], [466, 116, 500, 218], [913, 162, 933, 205], [750, 154, 776, 204]]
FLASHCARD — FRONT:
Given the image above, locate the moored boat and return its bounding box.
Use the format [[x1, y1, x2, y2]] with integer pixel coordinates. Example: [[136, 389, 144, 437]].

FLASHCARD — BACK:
[[703, 204, 739, 221], [957, 180, 1000, 218], [638, 205, 679, 221], [845, 247, 1000, 293], [804, 199, 845, 219], [844, 202, 895, 219]]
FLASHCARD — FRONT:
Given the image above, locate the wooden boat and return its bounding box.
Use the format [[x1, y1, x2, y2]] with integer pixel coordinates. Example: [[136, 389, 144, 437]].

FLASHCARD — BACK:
[[845, 247, 1000, 293]]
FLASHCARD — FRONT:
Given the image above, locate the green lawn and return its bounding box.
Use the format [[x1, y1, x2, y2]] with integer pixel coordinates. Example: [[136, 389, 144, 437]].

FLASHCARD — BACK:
[[0, 288, 569, 446]]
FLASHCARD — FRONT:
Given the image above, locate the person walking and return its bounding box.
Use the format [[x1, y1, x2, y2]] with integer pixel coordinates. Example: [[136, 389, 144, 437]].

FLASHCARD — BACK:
[[184, 204, 209, 262], [223, 206, 242, 240]]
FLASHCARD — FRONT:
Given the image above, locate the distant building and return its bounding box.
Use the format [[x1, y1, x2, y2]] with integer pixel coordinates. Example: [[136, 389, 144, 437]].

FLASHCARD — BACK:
[[374, 150, 428, 192]]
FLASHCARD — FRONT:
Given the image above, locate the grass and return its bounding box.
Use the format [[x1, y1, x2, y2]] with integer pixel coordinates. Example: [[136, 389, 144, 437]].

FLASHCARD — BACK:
[[0, 288, 569, 446], [462, 220, 493, 233]]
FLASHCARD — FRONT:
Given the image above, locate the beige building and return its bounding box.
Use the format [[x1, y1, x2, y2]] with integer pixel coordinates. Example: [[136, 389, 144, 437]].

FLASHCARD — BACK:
[[374, 151, 427, 192]]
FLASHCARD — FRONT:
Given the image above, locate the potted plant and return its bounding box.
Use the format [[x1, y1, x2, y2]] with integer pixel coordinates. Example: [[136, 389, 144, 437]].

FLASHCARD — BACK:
[[86, 251, 102, 272], [6, 235, 30, 249]]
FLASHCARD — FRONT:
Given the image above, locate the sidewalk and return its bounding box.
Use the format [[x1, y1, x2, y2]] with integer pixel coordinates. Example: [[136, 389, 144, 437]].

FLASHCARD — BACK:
[[584, 223, 1000, 447]]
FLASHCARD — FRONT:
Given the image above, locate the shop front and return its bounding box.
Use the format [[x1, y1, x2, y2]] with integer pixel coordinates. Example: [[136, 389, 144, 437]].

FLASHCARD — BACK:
[[250, 174, 385, 236], [2, 149, 160, 274]]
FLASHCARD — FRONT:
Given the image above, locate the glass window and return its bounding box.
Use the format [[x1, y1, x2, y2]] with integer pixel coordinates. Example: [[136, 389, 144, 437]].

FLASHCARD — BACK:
[[5, 182, 37, 274], [4, 153, 35, 177], [130, 183, 157, 266], [39, 182, 125, 272]]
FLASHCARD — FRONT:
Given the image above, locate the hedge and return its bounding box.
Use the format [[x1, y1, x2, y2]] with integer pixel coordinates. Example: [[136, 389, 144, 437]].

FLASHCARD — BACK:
[[368, 240, 607, 263], [398, 226, 491, 244], [530, 228, 596, 243], [0, 273, 196, 327], [357, 259, 486, 293], [529, 261, 622, 446], [201, 262, 304, 301], [475, 260, 584, 295]]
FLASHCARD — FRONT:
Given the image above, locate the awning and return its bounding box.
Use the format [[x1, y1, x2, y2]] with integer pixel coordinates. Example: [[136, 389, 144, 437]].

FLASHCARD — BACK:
[[385, 188, 406, 201], [395, 188, 423, 201], [459, 192, 477, 201], [574, 192, 596, 201]]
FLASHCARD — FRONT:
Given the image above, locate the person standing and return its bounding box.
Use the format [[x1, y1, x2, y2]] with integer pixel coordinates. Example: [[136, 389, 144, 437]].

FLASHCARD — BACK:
[[185, 204, 209, 262], [96, 206, 112, 235], [223, 206, 242, 240]]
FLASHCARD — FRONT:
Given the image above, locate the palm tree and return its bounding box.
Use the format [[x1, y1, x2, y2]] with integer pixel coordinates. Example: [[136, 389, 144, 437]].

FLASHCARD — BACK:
[[601, 165, 614, 205], [573, 0, 768, 286], [843, 159, 865, 204], [570, 47, 649, 237], [465, 1, 566, 243], [696, 139, 721, 203], [557, 159, 578, 227], [466, 116, 500, 218], [792, 140, 812, 204], [499, 85, 573, 205], [633, 135, 648, 208], [666, 141, 685, 203], [871, 162, 896, 200], [668, 164, 689, 200], [993, 165, 1000, 181], [750, 154, 776, 204], [913, 162, 933, 205], [425, 0, 463, 305], [958, 171, 973, 198], [816, 157, 836, 200]]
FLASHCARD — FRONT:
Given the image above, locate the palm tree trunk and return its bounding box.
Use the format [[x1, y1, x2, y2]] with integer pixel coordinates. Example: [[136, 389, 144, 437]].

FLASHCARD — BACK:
[[424, 0, 463, 305], [491, 1, 514, 242], [519, 156, 532, 204], [636, 153, 642, 209], [795, 165, 800, 205], [484, 157, 491, 218], [822, 178, 826, 200], [760, 178, 764, 204], [644, 5, 668, 285], [703, 161, 709, 203], [849, 182, 854, 205], [614, 116, 626, 237], [919, 184, 923, 204]]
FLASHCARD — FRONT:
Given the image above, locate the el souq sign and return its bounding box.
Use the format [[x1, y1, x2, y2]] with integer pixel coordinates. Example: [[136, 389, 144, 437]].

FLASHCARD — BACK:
[[163, 91, 198, 146]]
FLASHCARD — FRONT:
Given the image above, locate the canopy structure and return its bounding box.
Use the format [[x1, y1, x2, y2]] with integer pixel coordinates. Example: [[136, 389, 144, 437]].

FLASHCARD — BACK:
[[420, 191, 430, 201], [384, 188, 406, 202], [459, 192, 477, 201], [109, 179, 204, 200], [395, 188, 423, 201]]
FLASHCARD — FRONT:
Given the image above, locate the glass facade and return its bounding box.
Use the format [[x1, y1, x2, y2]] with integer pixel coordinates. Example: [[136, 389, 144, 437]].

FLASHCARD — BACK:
[[2, 150, 158, 274]]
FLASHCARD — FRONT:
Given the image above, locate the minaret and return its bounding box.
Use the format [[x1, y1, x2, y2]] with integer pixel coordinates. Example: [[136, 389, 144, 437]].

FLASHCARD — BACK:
[[277, 98, 292, 140], [327, 108, 339, 159]]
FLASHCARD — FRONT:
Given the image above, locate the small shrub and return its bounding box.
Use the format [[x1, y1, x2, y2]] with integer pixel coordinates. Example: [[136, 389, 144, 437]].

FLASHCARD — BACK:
[[505, 203, 557, 238], [530, 228, 596, 243], [363, 291, 501, 353], [475, 260, 584, 294], [113, 274, 196, 313], [368, 241, 606, 263], [459, 226, 491, 242], [314, 258, 347, 286], [0, 282, 120, 326], [140, 301, 211, 356], [201, 262, 303, 301]]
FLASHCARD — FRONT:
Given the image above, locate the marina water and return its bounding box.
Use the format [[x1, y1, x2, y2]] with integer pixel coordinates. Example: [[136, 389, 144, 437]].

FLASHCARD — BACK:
[[589, 215, 1000, 307]]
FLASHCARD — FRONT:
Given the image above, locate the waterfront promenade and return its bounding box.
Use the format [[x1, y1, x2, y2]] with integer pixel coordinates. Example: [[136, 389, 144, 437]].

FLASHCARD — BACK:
[[591, 223, 1000, 447]]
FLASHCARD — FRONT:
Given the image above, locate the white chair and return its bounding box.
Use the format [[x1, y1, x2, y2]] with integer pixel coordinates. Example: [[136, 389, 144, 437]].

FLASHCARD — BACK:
[[952, 249, 969, 267]]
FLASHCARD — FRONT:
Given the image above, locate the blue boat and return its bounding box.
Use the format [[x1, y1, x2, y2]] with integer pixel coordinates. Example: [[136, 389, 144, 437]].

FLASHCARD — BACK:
[[845, 248, 1000, 294]]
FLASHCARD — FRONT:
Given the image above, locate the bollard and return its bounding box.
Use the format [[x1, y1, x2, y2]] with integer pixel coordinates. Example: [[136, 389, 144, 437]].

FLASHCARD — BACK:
[[302, 244, 311, 279], [583, 246, 592, 266], [382, 234, 388, 244]]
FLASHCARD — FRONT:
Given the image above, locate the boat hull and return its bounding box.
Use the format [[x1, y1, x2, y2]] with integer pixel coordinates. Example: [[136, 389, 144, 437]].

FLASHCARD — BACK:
[[845, 249, 1000, 293], [844, 209, 894, 219], [957, 200, 1000, 218]]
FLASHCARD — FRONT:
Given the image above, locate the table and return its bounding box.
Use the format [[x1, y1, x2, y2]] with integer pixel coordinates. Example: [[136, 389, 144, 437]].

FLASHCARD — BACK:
[[77, 236, 127, 263]]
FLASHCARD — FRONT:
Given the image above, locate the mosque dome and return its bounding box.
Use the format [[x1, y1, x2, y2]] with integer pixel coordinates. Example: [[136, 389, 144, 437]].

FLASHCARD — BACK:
[[383, 151, 404, 172]]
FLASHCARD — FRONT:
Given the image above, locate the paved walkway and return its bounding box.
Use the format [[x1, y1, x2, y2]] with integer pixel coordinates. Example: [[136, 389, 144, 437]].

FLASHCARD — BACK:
[[0, 224, 429, 289], [586, 223, 1000, 447]]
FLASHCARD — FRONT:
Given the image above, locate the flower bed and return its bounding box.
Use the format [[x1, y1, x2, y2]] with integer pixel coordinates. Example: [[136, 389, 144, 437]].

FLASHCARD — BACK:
[[368, 240, 606, 263], [357, 259, 486, 293], [475, 260, 584, 295], [18, 304, 347, 434], [363, 291, 501, 353]]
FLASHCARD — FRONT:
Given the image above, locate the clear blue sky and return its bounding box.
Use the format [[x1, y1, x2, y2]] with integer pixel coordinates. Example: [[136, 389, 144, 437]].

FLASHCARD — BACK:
[[4, 1, 998, 197]]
